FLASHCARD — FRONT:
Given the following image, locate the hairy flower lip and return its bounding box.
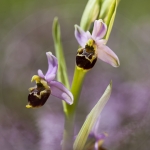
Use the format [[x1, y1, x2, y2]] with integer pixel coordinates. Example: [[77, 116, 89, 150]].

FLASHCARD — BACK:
[[76, 39, 98, 70], [75, 19, 120, 67], [26, 52, 74, 108]]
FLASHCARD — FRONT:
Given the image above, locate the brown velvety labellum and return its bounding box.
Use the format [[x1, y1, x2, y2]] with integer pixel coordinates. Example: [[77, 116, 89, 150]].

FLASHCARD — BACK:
[[76, 45, 97, 70], [28, 83, 51, 107]]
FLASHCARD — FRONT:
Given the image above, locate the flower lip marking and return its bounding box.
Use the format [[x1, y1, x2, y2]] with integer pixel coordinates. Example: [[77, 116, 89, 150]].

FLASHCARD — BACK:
[[26, 76, 51, 108], [76, 39, 97, 70]]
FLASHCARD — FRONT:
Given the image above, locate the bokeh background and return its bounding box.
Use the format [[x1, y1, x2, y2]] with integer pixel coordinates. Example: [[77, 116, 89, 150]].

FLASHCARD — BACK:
[[0, 0, 150, 150]]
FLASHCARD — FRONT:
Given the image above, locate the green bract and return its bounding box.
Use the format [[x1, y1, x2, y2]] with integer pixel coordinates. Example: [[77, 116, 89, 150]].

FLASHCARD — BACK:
[[99, 0, 120, 41], [73, 81, 112, 150], [52, 17, 71, 113], [52, 17, 70, 89], [80, 0, 101, 31]]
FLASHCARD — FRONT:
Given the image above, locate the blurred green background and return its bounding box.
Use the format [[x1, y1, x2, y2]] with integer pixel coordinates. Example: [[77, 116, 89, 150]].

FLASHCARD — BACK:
[[0, 0, 150, 150]]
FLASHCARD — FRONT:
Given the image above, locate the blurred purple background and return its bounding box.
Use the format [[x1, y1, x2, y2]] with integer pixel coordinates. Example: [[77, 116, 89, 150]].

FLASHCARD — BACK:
[[0, 0, 150, 150]]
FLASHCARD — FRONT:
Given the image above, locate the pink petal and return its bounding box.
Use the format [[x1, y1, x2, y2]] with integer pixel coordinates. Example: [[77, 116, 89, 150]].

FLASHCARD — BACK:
[[38, 69, 45, 78], [86, 31, 92, 39], [45, 52, 58, 81], [92, 20, 107, 40], [50, 81, 73, 105], [45, 74, 56, 83], [94, 133, 107, 150], [74, 25, 91, 47], [94, 141, 99, 150], [97, 41, 120, 67]]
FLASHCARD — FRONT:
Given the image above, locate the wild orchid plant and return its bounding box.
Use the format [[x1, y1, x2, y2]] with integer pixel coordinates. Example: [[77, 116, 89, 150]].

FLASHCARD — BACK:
[[26, 0, 120, 150]]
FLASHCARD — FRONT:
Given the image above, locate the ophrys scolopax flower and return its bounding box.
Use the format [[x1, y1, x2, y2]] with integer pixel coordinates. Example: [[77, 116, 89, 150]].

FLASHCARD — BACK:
[[26, 52, 73, 108], [75, 19, 120, 70]]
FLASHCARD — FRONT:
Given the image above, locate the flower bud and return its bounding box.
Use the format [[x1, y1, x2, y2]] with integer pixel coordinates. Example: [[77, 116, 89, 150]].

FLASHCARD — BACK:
[[80, 0, 101, 31], [99, 0, 120, 41]]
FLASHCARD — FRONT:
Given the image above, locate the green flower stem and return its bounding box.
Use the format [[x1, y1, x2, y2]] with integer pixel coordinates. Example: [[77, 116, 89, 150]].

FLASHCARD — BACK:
[[62, 66, 88, 150], [62, 114, 74, 150], [66, 66, 87, 117], [52, 17, 88, 150]]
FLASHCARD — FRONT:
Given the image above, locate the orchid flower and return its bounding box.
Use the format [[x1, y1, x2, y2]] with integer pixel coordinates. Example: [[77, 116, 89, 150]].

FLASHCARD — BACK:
[[75, 19, 120, 70], [87, 132, 107, 150], [84, 116, 107, 150], [26, 52, 73, 108]]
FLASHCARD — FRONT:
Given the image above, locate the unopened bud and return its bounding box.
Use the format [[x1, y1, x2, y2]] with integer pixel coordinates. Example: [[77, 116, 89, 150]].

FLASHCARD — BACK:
[[80, 0, 101, 31]]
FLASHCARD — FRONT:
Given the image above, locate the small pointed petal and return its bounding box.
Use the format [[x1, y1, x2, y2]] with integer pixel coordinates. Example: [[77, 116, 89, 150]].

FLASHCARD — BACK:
[[50, 81, 73, 105], [95, 133, 107, 141], [45, 52, 58, 81], [89, 132, 107, 141], [98, 39, 107, 45], [74, 25, 91, 47], [45, 74, 56, 83], [86, 31, 92, 39], [94, 142, 101, 150], [92, 20, 107, 40], [38, 69, 45, 78], [97, 41, 120, 67], [94, 133, 107, 150]]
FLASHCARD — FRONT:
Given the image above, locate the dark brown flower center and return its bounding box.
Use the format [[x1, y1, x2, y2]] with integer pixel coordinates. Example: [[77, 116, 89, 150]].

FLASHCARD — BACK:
[[76, 42, 97, 70], [26, 76, 51, 108]]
